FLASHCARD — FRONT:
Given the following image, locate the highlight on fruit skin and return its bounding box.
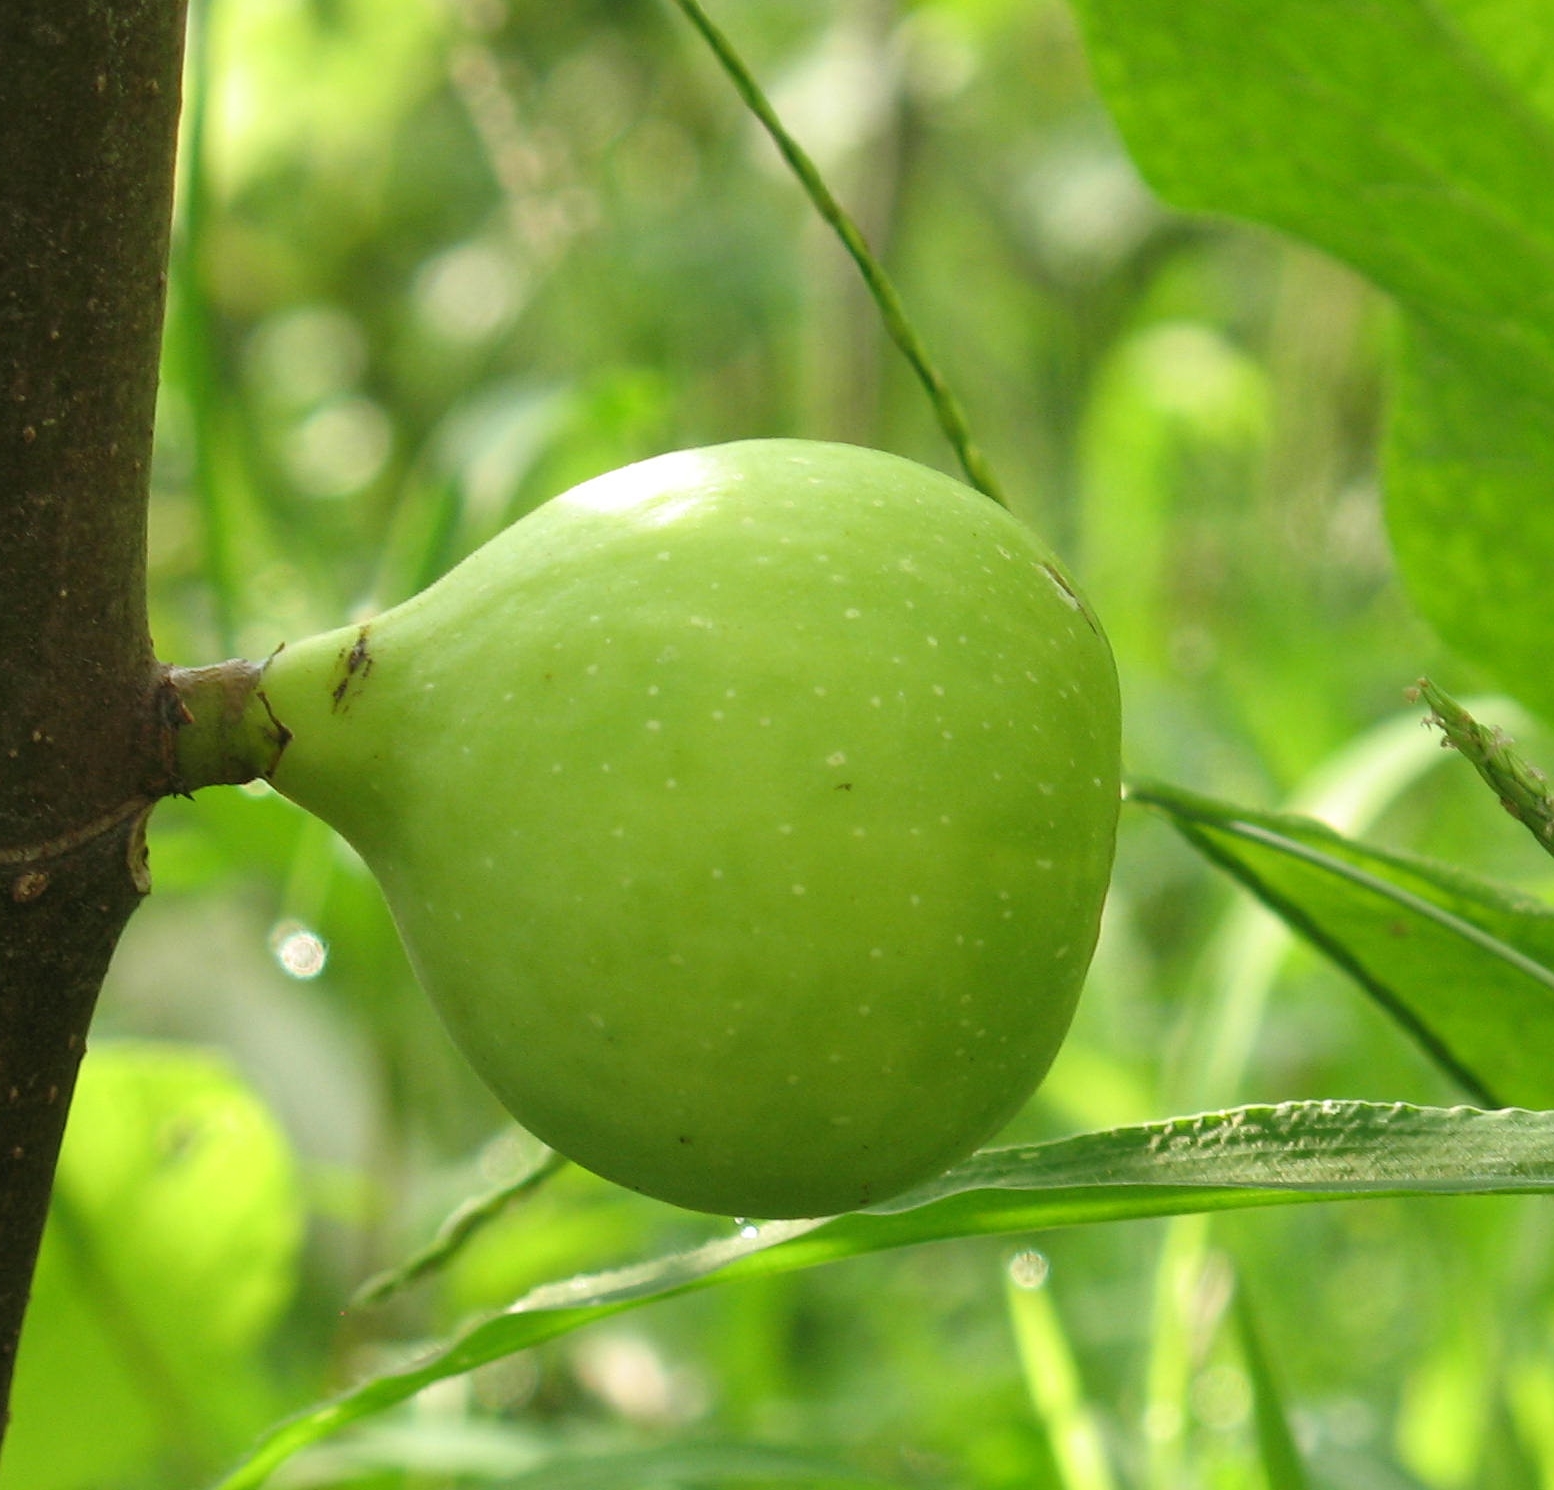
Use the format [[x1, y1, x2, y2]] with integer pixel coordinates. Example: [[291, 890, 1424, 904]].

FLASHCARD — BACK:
[[194, 440, 1122, 1218]]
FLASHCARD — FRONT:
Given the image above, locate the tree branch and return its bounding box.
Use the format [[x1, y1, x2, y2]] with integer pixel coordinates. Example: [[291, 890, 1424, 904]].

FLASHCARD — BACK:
[[0, 0, 189, 1451]]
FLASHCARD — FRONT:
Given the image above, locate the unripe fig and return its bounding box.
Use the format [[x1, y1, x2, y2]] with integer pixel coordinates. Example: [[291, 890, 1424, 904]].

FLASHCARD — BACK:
[[248, 440, 1120, 1217]]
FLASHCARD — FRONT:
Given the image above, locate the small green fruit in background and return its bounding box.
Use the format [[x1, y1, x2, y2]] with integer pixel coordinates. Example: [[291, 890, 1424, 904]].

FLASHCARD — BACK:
[[249, 440, 1121, 1218]]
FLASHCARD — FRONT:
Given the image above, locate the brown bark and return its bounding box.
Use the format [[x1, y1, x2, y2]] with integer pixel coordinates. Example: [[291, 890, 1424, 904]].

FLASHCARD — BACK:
[[0, 0, 189, 1451]]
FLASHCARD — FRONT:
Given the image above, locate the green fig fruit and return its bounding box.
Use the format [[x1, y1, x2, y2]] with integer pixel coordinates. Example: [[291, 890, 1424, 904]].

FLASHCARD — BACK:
[[248, 440, 1121, 1218]]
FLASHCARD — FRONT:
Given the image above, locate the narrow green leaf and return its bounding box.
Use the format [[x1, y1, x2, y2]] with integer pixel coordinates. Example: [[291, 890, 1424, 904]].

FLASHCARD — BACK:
[[1130, 779, 1554, 1108], [1232, 1279, 1311, 1490], [212, 1101, 1554, 1489], [1005, 1256, 1119, 1490]]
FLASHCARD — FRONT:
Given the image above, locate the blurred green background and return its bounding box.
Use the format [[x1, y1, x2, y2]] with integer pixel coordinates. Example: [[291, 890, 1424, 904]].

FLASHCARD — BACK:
[[11, 0, 1554, 1486]]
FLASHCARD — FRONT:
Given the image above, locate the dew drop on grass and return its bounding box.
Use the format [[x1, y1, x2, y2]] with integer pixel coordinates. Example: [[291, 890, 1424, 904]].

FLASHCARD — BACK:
[[269, 920, 328, 980], [1007, 1249, 1050, 1290]]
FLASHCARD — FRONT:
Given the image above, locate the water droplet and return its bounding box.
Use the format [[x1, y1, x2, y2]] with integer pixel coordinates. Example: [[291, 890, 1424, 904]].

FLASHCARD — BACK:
[[269, 921, 327, 980], [1008, 1249, 1049, 1289]]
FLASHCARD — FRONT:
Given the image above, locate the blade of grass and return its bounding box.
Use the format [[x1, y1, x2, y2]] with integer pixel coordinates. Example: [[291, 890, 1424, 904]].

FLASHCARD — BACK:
[[350, 1152, 568, 1307], [1006, 1250, 1119, 1490], [1231, 1275, 1310, 1490], [211, 1101, 1554, 1489], [665, 0, 1007, 508], [1417, 679, 1554, 858]]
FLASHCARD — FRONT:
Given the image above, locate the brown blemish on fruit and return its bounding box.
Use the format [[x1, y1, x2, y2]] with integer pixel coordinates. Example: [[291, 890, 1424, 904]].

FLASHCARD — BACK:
[[1042, 562, 1104, 638], [331, 625, 375, 712]]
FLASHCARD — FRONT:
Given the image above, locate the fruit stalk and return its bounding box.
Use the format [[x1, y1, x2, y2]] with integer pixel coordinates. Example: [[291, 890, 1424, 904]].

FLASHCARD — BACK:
[[165, 660, 288, 793]]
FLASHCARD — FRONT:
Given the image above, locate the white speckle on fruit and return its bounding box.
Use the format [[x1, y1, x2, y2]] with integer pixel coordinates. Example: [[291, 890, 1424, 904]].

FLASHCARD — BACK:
[[711, 868, 723, 879], [859, 1003, 872, 1013], [588, 1012, 605, 1028], [586, 664, 599, 676], [610, 826, 625, 838], [1036, 858, 1053, 870], [851, 826, 867, 838], [646, 719, 661, 731], [787, 1074, 800, 1085], [647, 684, 660, 696], [601, 762, 612, 773], [826, 751, 846, 767], [759, 716, 772, 727], [869, 949, 883, 960], [844, 608, 861, 619], [778, 823, 793, 835], [656, 551, 671, 561], [869, 696, 882, 708], [711, 709, 725, 721], [666, 778, 678, 789], [1055, 944, 1071, 959], [792, 884, 806, 895], [813, 685, 827, 696], [827, 1052, 842, 1063], [932, 684, 945, 696], [927, 636, 939, 648], [909, 894, 921, 906], [552, 763, 564, 773]]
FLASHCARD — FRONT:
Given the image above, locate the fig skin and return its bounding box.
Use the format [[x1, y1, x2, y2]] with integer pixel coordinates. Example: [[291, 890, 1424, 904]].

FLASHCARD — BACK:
[[252, 440, 1121, 1218]]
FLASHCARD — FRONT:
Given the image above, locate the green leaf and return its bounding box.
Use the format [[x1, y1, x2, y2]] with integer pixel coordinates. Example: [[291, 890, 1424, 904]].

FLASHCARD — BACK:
[[1068, 0, 1554, 398], [1067, 0, 1554, 718], [1130, 779, 1554, 1108], [4, 1043, 304, 1490], [1386, 328, 1554, 725], [212, 1100, 1554, 1489]]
